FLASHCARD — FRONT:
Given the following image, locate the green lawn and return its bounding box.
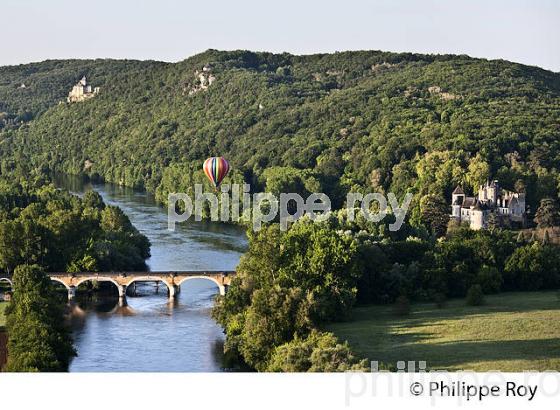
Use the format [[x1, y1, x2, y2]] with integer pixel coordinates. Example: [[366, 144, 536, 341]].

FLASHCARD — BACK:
[[328, 291, 560, 371], [0, 302, 7, 329]]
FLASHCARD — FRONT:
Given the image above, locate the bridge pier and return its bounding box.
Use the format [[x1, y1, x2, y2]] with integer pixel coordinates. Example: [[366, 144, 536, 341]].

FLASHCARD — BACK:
[[169, 284, 181, 298], [48, 271, 236, 302], [118, 284, 127, 299], [68, 286, 76, 301]]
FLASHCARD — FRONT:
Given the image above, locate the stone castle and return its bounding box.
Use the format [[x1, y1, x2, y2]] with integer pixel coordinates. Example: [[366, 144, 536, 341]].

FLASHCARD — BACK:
[[451, 180, 526, 230], [67, 76, 99, 102]]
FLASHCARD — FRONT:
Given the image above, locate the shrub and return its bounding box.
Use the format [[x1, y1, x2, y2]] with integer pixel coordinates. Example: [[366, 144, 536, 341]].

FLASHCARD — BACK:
[[466, 284, 485, 306], [476, 265, 503, 294], [433, 292, 447, 308], [267, 331, 368, 372], [504, 242, 560, 291], [394, 295, 411, 316]]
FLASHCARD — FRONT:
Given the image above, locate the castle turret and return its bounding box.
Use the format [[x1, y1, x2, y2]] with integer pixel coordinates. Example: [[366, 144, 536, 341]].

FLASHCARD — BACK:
[[451, 186, 464, 219], [478, 183, 487, 202], [67, 76, 99, 103], [487, 180, 499, 205], [470, 201, 484, 230]]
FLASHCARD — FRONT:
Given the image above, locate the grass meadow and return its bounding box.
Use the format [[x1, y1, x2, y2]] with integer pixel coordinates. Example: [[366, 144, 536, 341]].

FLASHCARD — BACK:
[[329, 291, 560, 371]]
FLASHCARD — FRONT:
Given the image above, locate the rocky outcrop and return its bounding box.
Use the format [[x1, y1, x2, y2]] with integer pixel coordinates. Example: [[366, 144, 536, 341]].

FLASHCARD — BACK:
[[428, 85, 461, 101], [187, 65, 216, 95], [371, 62, 396, 72]]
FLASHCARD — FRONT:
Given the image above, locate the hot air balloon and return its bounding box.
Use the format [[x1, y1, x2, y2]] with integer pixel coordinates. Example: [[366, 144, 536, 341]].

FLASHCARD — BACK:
[[203, 157, 230, 189]]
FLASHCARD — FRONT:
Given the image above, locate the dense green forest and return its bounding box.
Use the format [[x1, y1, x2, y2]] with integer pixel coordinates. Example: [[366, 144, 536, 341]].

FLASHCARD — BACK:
[[0, 175, 150, 274], [0, 174, 151, 371], [0, 59, 164, 127], [213, 210, 560, 371], [1, 50, 559, 215], [1, 49, 560, 371]]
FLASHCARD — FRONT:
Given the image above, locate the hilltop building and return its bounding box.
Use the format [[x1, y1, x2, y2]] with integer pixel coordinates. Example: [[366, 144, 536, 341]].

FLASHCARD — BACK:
[[67, 76, 99, 102], [450, 180, 526, 230]]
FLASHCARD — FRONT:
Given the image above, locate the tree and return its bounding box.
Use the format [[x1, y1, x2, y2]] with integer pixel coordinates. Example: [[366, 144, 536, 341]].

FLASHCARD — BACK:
[[415, 151, 466, 197], [5, 264, 76, 371], [467, 153, 490, 193], [267, 331, 367, 372], [514, 179, 526, 194], [534, 198, 560, 229], [82, 190, 105, 210], [486, 211, 500, 231], [446, 218, 461, 235], [239, 286, 310, 371], [101, 205, 133, 232], [0, 221, 23, 274], [466, 284, 485, 306], [504, 242, 560, 290], [476, 265, 502, 293], [213, 219, 363, 370], [276, 220, 361, 321], [261, 167, 321, 198], [419, 194, 449, 237]]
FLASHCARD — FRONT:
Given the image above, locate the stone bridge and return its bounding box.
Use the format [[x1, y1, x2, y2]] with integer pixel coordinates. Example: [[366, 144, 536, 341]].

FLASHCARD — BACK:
[[0, 271, 235, 301]]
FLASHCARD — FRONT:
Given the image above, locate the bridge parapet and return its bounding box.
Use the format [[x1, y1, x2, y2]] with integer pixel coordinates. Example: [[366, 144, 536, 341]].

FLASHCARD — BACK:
[[5, 271, 236, 300], [0, 276, 12, 286]]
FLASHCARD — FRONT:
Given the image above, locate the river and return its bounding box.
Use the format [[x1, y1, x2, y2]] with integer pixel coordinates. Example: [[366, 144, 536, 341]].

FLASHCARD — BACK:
[[54, 175, 248, 372]]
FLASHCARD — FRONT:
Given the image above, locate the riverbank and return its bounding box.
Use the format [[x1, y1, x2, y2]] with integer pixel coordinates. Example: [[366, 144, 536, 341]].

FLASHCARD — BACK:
[[328, 291, 560, 371], [0, 301, 6, 328], [0, 302, 7, 370], [52, 172, 252, 229], [52, 176, 246, 372]]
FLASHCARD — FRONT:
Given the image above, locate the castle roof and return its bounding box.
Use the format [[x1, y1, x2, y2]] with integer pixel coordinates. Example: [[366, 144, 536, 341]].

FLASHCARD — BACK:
[[462, 197, 476, 208], [472, 201, 483, 211], [452, 186, 465, 195]]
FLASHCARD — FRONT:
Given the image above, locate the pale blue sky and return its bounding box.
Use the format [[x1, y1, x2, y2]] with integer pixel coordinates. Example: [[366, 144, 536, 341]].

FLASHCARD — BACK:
[[1, 0, 558, 71]]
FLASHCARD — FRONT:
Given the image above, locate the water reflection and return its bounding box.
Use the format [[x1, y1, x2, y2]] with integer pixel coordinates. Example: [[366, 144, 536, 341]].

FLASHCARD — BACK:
[[54, 175, 247, 372], [68, 281, 226, 372]]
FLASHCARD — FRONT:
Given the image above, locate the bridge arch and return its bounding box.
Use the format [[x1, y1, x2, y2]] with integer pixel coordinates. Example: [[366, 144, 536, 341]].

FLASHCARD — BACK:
[[74, 276, 126, 298], [123, 276, 173, 295], [75, 276, 121, 290], [50, 277, 70, 290], [176, 276, 225, 296]]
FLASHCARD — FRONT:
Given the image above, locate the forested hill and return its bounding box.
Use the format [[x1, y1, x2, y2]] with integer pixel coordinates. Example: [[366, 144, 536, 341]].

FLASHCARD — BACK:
[[1, 49, 559, 211], [0, 59, 166, 123]]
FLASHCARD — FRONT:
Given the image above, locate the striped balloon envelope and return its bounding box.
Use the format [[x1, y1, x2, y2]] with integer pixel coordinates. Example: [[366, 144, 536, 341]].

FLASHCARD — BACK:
[[203, 157, 230, 188]]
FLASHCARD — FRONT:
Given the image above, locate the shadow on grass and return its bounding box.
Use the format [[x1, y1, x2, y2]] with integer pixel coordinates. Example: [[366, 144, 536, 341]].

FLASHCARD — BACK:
[[329, 291, 560, 371], [351, 291, 560, 323], [372, 338, 560, 371]]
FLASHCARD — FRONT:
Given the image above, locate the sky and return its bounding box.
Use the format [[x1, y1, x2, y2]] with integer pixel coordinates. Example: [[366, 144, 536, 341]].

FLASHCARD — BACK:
[[1, 0, 559, 72]]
